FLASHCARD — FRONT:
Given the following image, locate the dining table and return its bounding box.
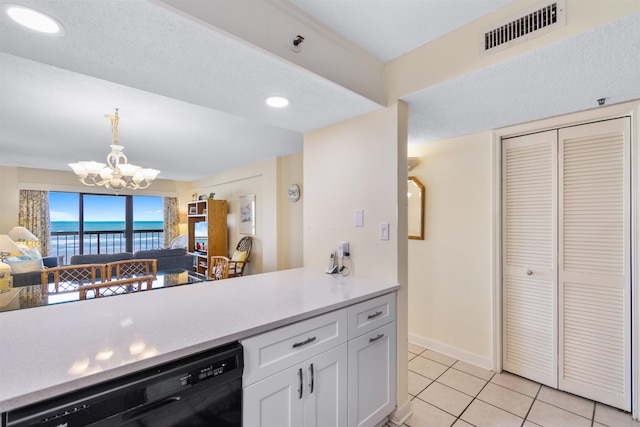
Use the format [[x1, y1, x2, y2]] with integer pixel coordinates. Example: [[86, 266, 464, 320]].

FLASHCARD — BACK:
[[0, 269, 205, 312]]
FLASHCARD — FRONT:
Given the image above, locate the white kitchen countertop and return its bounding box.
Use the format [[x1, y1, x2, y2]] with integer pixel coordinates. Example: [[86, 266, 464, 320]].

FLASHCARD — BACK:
[[0, 267, 398, 413]]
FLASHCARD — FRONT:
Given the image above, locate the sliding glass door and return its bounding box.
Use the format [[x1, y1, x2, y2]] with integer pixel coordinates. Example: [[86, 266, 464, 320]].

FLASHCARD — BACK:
[[49, 192, 163, 262]]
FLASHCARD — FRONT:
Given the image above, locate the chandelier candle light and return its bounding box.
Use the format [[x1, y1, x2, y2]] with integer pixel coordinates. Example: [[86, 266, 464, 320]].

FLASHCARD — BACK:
[[69, 109, 160, 192]]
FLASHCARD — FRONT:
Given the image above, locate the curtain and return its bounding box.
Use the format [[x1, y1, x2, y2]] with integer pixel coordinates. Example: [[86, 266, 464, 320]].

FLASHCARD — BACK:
[[18, 190, 50, 256], [163, 197, 180, 248]]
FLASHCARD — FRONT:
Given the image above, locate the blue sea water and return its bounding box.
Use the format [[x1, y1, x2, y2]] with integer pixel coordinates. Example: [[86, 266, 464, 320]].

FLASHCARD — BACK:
[[51, 221, 164, 232]]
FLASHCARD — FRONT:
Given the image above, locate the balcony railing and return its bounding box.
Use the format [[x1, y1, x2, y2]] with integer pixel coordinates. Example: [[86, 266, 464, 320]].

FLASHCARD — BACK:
[[50, 229, 164, 265]]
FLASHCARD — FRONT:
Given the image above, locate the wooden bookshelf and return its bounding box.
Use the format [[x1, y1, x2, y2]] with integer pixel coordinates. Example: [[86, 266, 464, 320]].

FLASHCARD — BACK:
[[187, 199, 228, 276]]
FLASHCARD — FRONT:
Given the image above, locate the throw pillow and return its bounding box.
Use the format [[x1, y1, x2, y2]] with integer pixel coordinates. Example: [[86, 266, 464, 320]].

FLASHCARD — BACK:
[[22, 246, 42, 260], [170, 234, 188, 249], [231, 250, 247, 268]]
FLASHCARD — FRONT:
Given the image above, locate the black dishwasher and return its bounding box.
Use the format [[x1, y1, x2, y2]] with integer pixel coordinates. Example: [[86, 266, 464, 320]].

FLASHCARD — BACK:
[[4, 342, 243, 427]]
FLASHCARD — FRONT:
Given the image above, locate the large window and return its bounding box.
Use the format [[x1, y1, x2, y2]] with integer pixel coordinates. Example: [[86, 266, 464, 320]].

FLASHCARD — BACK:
[[49, 192, 163, 263]]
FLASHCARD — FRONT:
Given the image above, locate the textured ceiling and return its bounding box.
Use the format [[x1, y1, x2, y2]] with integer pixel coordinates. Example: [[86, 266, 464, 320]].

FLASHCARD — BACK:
[[0, 0, 383, 181], [289, 0, 516, 62], [0, 1, 638, 182], [403, 12, 640, 143]]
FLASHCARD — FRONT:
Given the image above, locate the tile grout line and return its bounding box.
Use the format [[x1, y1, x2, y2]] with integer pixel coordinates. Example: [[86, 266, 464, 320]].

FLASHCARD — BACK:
[[521, 383, 542, 426], [450, 369, 495, 427]]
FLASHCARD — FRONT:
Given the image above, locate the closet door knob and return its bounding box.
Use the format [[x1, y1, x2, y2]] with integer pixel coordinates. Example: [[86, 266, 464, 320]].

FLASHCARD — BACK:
[[526, 270, 533, 275]]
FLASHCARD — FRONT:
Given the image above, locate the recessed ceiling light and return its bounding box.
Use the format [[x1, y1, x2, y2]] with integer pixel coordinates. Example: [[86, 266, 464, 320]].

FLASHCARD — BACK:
[[5, 5, 63, 34], [266, 96, 289, 108]]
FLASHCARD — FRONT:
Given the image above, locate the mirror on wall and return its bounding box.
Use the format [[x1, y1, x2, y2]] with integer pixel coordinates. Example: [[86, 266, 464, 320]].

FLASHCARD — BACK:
[[408, 176, 425, 240]]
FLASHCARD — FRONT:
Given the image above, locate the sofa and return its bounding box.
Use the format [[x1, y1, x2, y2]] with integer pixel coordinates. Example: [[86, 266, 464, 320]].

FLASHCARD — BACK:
[[70, 248, 193, 272], [10, 248, 193, 288], [9, 256, 61, 288]]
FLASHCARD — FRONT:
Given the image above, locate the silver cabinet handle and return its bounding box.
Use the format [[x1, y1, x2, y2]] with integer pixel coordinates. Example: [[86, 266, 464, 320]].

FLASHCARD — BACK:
[[369, 333, 385, 343], [293, 336, 317, 348], [309, 363, 315, 394], [298, 368, 303, 399], [526, 270, 533, 275], [367, 310, 383, 320]]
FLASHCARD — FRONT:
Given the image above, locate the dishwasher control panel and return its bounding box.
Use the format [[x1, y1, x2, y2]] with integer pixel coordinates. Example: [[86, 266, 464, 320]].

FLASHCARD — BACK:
[[5, 342, 244, 427]]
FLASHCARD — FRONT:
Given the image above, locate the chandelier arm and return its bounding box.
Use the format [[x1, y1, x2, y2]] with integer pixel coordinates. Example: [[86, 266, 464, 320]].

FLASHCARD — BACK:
[[78, 176, 97, 186]]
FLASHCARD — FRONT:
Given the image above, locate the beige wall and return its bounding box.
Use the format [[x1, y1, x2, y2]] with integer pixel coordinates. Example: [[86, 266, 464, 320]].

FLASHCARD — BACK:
[[277, 152, 304, 270], [191, 153, 304, 274], [407, 132, 494, 368], [303, 102, 410, 415]]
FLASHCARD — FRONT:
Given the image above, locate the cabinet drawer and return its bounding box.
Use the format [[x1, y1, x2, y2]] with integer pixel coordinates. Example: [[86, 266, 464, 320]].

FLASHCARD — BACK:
[[242, 309, 347, 386], [347, 293, 396, 339]]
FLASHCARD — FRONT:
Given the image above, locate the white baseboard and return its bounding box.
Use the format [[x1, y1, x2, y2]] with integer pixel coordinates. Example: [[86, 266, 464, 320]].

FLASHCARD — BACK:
[[388, 399, 412, 426], [408, 332, 494, 371]]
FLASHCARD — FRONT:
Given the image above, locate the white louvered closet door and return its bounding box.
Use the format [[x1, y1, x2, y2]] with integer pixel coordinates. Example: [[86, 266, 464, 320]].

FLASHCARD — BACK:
[[558, 117, 631, 410], [502, 130, 558, 388]]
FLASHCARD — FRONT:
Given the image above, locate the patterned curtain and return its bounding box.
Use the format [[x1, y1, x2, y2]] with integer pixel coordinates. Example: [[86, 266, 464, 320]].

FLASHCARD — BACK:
[[18, 190, 50, 256], [163, 197, 180, 248]]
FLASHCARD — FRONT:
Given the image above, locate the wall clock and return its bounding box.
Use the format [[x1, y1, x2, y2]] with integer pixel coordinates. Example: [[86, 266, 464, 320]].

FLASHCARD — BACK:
[[288, 184, 300, 202]]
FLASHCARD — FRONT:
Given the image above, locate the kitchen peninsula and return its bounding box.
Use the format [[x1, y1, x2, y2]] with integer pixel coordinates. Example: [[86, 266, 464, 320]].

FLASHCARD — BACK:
[[0, 267, 399, 422]]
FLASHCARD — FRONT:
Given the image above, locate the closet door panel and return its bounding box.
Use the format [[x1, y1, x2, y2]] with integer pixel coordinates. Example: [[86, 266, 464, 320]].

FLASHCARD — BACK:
[[558, 117, 631, 411], [502, 130, 558, 387]]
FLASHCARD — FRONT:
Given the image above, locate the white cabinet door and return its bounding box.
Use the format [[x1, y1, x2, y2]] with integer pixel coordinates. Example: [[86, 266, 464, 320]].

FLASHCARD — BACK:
[[244, 344, 348, 427], [348, 322, 397, 427], [502, 130, 558, 388], [304, 344, 348, 427], [501, 117, 631, 411], [243, 365, 304, 427], [558, 118, 631, 410]]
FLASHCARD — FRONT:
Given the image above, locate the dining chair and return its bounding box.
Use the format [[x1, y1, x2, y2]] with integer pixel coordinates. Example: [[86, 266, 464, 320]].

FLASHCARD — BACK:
[[41, 264, 105, 297], [208, 256, 230, 281], [106, 259, 157, 281], [78, 275, 155, 300]]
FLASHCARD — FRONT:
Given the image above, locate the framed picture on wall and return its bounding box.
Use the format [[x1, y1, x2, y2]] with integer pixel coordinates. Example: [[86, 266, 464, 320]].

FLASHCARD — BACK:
[[239, 194, 256, 235]]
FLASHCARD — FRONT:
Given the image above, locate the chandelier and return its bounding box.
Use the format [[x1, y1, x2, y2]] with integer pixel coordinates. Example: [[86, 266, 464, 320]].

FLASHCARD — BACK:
[[69, 109, 160, 192]]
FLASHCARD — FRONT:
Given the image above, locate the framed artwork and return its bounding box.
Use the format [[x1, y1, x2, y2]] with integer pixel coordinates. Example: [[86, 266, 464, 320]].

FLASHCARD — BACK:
[[239, 195, 256, 235], [189, 206, 197, 215]]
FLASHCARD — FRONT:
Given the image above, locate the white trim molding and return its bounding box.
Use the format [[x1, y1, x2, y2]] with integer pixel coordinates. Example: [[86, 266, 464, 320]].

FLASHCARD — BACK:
[[409, 333, 493, 371], [388, 399, 412, 426]]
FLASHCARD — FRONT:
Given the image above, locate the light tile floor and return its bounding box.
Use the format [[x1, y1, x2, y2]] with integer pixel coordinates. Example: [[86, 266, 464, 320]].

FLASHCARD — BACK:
[[385, 343, 639, 427]]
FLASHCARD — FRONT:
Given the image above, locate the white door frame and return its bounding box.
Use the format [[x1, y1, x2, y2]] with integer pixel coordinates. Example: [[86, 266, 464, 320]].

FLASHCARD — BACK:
[[491, 100, 639, 419]]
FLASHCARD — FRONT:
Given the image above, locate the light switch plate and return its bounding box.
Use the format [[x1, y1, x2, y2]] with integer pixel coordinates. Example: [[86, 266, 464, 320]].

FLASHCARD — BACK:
[[380, 223, 389, 240], [354, 209, 364, 227]]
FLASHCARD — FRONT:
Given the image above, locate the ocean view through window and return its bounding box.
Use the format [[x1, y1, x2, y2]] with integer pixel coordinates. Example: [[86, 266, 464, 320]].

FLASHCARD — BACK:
[[50, 192, 164, 263]]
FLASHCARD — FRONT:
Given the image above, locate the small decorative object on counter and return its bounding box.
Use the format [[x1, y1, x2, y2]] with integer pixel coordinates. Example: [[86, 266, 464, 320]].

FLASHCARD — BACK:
[[192, 193, 198, 201], [209, 192, 215, 199]]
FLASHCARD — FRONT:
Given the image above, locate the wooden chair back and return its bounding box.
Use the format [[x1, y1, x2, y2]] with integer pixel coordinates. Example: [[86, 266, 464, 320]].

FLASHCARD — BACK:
[[41, 264, 105, 297], [78, 275, 155, 300], [228, 236, 253, 278], [208, 256, 230, 280], [106, 259, 157, 281]]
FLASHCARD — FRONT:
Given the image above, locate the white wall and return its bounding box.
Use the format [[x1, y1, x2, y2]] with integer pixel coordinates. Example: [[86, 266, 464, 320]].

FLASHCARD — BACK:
[[407, 132, 494, 368], [303, 102, 410, 417]]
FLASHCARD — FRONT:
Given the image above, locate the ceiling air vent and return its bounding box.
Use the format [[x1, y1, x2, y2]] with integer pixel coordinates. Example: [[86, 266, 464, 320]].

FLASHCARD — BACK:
[[480, 0, 566, 55]]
